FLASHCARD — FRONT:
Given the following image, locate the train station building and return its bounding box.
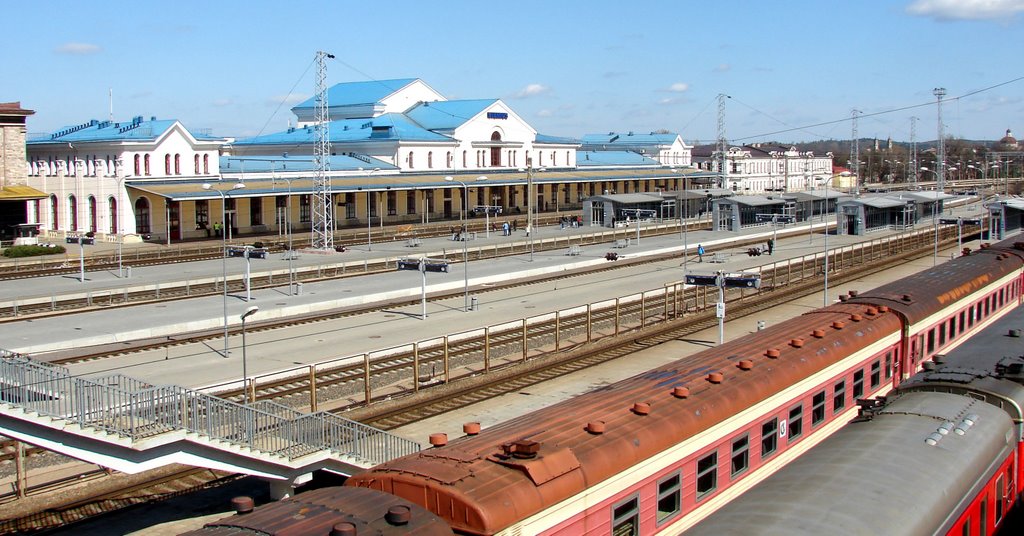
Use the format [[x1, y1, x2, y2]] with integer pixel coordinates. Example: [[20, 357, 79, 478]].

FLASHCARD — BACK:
[[18, 77, 859, 244]]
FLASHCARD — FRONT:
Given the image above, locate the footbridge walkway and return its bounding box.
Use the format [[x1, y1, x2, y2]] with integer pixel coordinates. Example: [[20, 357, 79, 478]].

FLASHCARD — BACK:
[[0, 353, 418, 498]]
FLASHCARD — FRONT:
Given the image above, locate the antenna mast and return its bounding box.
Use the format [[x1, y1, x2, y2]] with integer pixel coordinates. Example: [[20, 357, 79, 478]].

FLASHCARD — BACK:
[[716, 94, 729, 189], [934, 87, 946, 193], [851, 109, 861, 195], [312, 51, 335, 250], [909, 116, 918, 186]]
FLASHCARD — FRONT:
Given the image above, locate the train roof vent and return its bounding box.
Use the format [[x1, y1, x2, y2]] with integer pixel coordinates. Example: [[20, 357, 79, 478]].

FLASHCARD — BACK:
[[925, 432, 944, 446], [672, 386, 690, 398], [850, 314, 863, 322], [385, 505, 412, 526], [506, 440, 541, 459], [838, 294, 849, 302], [330, 522, 357, 536], [877, 305, 889, 313], [707, 372, 724, 383], [832, 321, 846, 330], [765, 348, 781, 359], [848, 290, 859, 297], [901, 294, 913, 302], [790, 338, 804, 348], [586, 421, 606, 434], [463, 422, 481, 436], [231, 496, 254, 515], [937, 421, 955, 435], [429, 433, 448, 447], [632, 402, 651, 415], [865, 307, 878, 316], [736, 359, 754, 370], [811, 329, 826, 338]]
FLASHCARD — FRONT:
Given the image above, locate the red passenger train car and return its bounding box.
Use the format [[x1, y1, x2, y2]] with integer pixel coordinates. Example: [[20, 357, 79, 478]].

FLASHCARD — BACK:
[[193, 240, 1024, 535]]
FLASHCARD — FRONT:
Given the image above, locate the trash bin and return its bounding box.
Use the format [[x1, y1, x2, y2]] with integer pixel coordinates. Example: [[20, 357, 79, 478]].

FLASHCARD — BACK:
[[757, 320, 766, 331], [471, 297, 479, 311], [293, 282, 303, 296], [125, 266, 132, 279]]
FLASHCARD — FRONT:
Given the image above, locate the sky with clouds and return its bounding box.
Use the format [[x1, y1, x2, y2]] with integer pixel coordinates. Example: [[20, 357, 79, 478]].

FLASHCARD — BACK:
[[5, 0, 1023, 144]]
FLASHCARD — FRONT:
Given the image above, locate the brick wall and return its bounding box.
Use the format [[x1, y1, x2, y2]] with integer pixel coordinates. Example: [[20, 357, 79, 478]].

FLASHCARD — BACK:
[[1, 123, 29, 187]]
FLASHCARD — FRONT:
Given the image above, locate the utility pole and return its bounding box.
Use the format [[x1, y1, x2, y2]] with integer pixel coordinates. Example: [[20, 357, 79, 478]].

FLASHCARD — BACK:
[[312, 50, 335, 250], [851, 109, 861, 195], [716, 94, 729, 189], [934, 88, 946, 193], [909, 116, 918, 186]]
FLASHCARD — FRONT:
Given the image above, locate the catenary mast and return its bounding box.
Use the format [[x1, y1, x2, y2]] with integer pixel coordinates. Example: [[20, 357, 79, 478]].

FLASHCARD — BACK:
[[312, 51, 335, 250]]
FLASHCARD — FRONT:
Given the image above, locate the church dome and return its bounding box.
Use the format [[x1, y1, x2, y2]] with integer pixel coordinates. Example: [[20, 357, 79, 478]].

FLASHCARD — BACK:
[[999, 128, 1017, 147]]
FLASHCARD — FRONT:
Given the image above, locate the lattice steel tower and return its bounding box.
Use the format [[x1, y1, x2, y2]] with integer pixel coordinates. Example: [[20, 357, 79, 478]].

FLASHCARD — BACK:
[[850, 109, 861, 194], [909, 116, 918, 186], [716, 94, 729, 189], [934, 87, 946, 193], [312, 50, 335, 250]]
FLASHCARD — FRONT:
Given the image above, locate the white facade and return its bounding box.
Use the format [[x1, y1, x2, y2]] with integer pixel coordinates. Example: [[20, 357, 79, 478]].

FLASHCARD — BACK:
[[26, 120, 223, 236], [696, 145, 834, 193]]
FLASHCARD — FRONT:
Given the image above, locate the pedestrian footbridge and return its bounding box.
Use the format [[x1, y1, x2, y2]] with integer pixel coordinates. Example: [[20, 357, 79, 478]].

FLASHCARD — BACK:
[[0, 353, 419, 497]]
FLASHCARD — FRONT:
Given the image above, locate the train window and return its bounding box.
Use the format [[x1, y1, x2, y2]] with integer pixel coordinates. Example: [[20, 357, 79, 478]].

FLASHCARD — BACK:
[[870, 361, 881, 388], [981, 497, 987, 536], [656, 473, 681, 525], [939, 324, 947, 347], [962, 517, 971, 536], [833, 380, 846, 412], [611, 495, 640, 536], [949, 317, 956, 340], [788, 405, 803, 442], [927, 329, 936, 354], [853, 370, 864, 399], [996, 476, 1004, 522], [696, 452, 718, 500], [731, 435, 749, 477], [885, 353, 893, 380], [969, 305, 976, 327], [812, 391, 826, 426], [959, 311, 966, 335], [761, 418, 778, 458]]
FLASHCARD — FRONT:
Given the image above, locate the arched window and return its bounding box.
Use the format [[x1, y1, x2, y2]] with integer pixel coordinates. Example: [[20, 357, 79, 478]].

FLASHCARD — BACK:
[[462, 151, 467, 168], [144, 154, 151, 175], [174, 154, 181, 175], [203, 154, 209, 174], [68, 195, 78, 231], [49, 194, 58, 230], [408, 151, 414, 169], [194, 155, 200, 174], [553, 152, 558, 167], [87, 195, 97, 233], [135, 197, 151, 234], [165, 154, 171, 175], [108, 196, 118, 234], [427, 151, 433, 169], [134, 154, 141, 176], [446, 151, 452, 168], [490, 131, 501, 166]]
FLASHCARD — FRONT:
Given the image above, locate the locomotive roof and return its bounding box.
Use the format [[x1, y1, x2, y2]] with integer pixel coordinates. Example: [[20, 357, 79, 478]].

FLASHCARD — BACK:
[[845, 239, 1024, 324], [687, 390, 1015, 535], [347, 303, 903, 534]]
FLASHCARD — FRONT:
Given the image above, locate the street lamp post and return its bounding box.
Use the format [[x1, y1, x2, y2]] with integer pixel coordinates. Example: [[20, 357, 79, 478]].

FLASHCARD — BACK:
[[240, 305, 259, 404], [819, 172, 850, 306], [517, 163, 546, 262], [114, 159, 128, 278], [203, 181, 245, 358], [272, 172, 298, 295], [444, 176, 477, 312], [920, 167, 941, 265]]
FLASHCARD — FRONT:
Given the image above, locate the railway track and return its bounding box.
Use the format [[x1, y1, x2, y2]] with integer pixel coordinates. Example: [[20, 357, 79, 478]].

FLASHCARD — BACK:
[[0, 229, 961, 532]]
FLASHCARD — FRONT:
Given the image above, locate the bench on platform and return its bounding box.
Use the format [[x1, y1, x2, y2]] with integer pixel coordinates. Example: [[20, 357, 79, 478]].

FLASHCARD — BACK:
[[406, 238, 422, 247], [566, 245, 582, 256], [614, 238, 630, 248], [710, 252, 729, 263]]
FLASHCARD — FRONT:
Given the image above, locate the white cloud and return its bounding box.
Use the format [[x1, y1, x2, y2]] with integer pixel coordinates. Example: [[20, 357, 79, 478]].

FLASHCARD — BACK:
[[54, 42, 101, 55], [713, 63, 731, 73], [658, 97, 678, 105], [266, 94, 308, 107], [667, 82, 689, 93], [906, 0, 1024, 20], [513, 83, 551, 98]]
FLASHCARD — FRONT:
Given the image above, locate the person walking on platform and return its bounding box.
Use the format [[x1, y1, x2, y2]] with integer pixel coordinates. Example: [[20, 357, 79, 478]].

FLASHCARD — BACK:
[[502, 221, 510, 236], [697, 243, 705, 262], [213, 221, 222, 238], [767, 238, 775, 255]]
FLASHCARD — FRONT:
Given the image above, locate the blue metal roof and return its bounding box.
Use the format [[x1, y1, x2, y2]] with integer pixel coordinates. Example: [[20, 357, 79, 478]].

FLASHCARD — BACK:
[[581, 132, 679, 146], [404, 99, 497, 131], [218, 154, 397, 173], [291, 78, 419, 111], [577, 150, 660, 166], [535, 133, 579, 145], [233, 113, 452, 146], [27, 117, 222, 144]]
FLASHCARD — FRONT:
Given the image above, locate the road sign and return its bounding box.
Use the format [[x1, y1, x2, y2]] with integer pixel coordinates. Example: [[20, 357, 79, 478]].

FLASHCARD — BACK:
[[716, 302, 725, 318], [724, 274, 761, 289]]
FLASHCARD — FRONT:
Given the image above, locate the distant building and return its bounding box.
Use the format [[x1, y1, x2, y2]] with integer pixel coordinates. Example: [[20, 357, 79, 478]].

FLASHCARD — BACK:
[[691, 143, 833, 193], [579, 131, 692, 167], [997, 128, 1019, 150], [0, 102, 46, 241]]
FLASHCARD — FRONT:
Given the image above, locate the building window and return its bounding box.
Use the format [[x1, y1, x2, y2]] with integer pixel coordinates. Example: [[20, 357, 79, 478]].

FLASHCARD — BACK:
[[731, 435, 749, 477], [49, 195, 58, 229], [427, 151, 433, 169], [611, 496, 639, 536], [134, 154, 141, 176], [344, 193, 355, 219], [194, 154, 200, 174], [696, 451, 718, 499], [761, 418, 778, 458], [165, 154, 171, 175], [446, 151, 452, 168], [408, 151, 414, 169], [788, 404, 803, 441], [833, 380, 846, 412], [68, 195, 78, 231], [174, 154, 181, 175], [195, 200, 209, 229], [203, 154, 209, 174], [853, 370, 865, 399], [812, 391, 826, 426], [406, 191, 417, 214], [299, 195, 311, 223], [462, 151, 467, 168], [387, 190, 397, 216], [135, 197, 151, 233], [250, 197, 262, 226], [144, 154, 151, 175], [657, 473, 681, 525]]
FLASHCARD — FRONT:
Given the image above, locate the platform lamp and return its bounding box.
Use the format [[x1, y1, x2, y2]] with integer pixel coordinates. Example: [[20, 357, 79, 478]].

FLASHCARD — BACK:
[[240, 305, 259, 404], [820, 172, 850, 306], [517, 163, 546, 261], [203, 181, 245, 358]]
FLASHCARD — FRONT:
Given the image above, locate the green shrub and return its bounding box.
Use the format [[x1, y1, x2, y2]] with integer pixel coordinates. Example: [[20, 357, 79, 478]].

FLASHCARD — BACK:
[[2, 245, 67, 258]]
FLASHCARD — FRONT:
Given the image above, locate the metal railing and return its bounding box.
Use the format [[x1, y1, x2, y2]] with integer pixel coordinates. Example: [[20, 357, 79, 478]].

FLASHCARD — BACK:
[[0, 353, 419, 468]]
